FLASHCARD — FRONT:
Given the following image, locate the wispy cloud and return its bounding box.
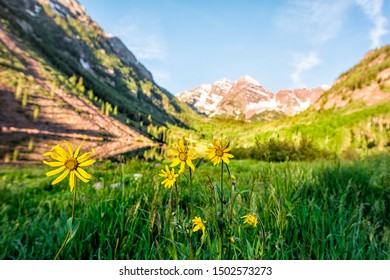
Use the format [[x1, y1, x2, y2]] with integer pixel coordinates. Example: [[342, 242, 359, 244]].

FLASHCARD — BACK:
[[152, 69, 171, 85], [355, 0, 388, 48], [290, 52, 321, 88], [112, 18, 167, 61], [276, 0, 351, 44], [276, 0, 349, 88]]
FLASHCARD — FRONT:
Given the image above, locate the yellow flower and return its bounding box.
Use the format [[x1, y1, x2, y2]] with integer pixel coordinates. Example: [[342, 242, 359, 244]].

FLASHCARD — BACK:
[[159, 165, 178, 188], [192, 216, 206, 233], [170, 138, 197, 173], [42, 141, 95, 191], [207, 139, 234, 165], [241, 213, 258, 227]]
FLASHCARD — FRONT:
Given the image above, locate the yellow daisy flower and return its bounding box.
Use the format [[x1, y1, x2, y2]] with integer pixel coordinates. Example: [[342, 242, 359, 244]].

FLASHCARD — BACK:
[[170, 138, 197, 173], [159, 165, 178, 188], [207, 139, 234, 165], [192, 216, 206, 233], [241, 213, 258, 227], [42, 141, 95, 191]]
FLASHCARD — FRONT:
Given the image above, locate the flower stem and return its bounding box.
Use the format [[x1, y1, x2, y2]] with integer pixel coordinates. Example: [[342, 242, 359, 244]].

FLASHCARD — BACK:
[[220, 162, 224, 260], [174, 181, 179, 212], [220, 162, 224, 219], [189, 168, 193, 218], [54, 184, 77, 260], [71, 184, 76, 224]]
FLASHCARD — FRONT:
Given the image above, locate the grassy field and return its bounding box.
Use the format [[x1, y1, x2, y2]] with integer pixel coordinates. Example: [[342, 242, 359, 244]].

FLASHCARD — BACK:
[[1, 153, 389, 260]]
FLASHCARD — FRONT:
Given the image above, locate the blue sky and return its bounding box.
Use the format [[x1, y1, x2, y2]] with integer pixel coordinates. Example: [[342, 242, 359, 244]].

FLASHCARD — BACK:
[[78, 0, 390, 94]]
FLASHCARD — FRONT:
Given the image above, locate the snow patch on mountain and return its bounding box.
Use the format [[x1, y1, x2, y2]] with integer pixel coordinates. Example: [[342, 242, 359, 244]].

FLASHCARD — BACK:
[[177, 76, 327, 120]]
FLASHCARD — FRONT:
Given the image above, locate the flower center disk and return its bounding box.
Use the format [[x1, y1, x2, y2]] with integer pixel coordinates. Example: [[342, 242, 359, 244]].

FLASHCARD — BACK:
[[65, 158, 78, 171], [179, 152, 187, 161], [215, 149, 224, 157]]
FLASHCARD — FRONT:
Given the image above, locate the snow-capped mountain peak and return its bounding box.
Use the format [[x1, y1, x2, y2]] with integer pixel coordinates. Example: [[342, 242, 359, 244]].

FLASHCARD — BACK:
[[177, 76, 327, 120]]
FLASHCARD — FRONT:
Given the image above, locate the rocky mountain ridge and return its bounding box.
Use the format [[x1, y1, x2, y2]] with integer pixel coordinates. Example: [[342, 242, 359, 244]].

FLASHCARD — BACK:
[[177, 75, 329, 119]]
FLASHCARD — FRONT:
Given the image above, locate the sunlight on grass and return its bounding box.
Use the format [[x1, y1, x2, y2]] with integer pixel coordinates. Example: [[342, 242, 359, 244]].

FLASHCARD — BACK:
[[1, 152, 389, 260]]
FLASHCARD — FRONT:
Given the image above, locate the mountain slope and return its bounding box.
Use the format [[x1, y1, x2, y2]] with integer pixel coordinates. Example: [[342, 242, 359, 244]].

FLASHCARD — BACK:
[[0, 22, 152, 161], [311, 45, 390, 111], [0, 0, 193, 161]]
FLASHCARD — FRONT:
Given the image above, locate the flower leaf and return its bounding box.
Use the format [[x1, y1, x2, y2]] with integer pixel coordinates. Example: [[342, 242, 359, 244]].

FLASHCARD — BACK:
[[195, 157, 204, 169]]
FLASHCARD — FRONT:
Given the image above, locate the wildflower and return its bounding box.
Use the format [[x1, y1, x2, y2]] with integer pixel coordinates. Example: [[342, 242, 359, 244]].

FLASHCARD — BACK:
[[192, 216, 206, 233], [170, 138, 197, 173], [43, 141, 95, 191], [229, 236, 241, 243], [241, 213, 258, 227], [159, 165, 178, 188], [207, 139, 234, 165]]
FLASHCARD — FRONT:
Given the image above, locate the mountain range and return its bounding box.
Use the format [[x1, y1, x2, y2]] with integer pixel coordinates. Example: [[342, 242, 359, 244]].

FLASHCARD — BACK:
[[177, 75, 329, 120], [0, 0, 389, 162]]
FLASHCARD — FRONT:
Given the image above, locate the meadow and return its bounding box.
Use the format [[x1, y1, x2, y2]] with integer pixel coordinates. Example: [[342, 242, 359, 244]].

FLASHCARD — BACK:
[[1, 150, 389, 260]]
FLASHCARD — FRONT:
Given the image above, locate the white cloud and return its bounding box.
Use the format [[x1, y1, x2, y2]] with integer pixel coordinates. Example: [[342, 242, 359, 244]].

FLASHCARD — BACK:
[[112, 19, 167, 61], [290, 52, 321, 88], [152, 69, 171, 85], [355, 0, 388, 48], [276, 0, 351, 44]]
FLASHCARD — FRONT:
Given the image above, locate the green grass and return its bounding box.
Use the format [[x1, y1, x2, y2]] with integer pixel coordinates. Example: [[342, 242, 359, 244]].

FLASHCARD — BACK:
[[1, 154, 389, 260]]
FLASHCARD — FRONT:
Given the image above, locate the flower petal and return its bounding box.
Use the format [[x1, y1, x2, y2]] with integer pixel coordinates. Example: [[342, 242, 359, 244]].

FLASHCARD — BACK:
[[178, 138, 185, 151], [73, 142, 83, 158], [222, 155, 231, 164], [46, 166, 66, 177], [170, 149, 179, 156], [63, 141, 73, 157], [76, 167, 92, 179], [78, 159, 96, 167], [74, 169, 90, 183], [77, 152, 91, 163], [51, 169, 70, 185], [52, 144, 69, 159], [211, 157, 220, 165], [170, 158, 181, 167], [43, 151, 65, 162], [186, 159, 195, 170], [179, 162, 185, 173], [69, 171, 75, 191], [223, 147, 232, 153], [77, 148, 95, 163], [42, 160, 64, 167]]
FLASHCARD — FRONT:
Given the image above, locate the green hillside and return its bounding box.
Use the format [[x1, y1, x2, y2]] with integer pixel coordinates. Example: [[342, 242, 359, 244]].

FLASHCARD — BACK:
[[0, 0, 194, 130]]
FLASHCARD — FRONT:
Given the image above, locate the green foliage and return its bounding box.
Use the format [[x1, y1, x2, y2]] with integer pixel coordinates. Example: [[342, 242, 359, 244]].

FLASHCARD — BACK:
[[21, 90, 28, 108], [33, 106, 39, 122], [0, 155, 389, 259], [233, 136, 334, 161], [50, 80, 57, 99], [15, 77, 24, 100], [76, 77, 85, 94]]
